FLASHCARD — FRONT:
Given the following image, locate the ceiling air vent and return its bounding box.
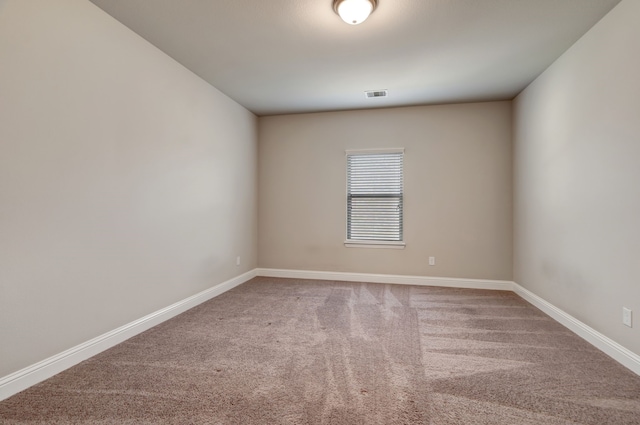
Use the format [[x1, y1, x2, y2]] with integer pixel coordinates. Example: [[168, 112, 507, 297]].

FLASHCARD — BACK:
[[365, 89, 388, 99]]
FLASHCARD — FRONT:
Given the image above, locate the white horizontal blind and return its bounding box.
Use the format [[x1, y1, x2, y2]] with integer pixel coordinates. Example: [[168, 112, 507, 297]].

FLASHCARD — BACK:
[[347, 151, 403, 242]]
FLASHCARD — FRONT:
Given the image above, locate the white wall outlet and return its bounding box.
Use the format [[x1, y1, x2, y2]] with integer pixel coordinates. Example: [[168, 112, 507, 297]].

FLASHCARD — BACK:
[[236, 256, 241, 266], [622, 307, 632, 327], [429, 257, 435, 266]]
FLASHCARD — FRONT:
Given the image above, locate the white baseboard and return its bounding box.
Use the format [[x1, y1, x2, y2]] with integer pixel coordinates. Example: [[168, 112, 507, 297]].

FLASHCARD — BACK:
[[255, 268, 513, 291], [0, 270, 256, 402], [513, 282, 640, 376], [3, 269, 638, 402], [256, 269, 640, 376]]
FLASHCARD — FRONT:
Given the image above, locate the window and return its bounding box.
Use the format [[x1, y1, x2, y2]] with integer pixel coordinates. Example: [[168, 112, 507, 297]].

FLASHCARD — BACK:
[[346, 149, 404, 247]]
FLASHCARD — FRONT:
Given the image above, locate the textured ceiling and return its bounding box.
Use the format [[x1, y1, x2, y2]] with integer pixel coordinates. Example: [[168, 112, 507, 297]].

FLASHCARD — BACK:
[[88, 0, 622, 116]]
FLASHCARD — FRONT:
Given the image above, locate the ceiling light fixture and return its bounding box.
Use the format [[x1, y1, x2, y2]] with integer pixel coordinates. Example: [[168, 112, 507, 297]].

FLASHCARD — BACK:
[[333, 0, 377, 25]]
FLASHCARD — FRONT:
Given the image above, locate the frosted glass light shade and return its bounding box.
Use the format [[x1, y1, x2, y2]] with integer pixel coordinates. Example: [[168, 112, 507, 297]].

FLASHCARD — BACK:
[[333, 0, 377, 25]]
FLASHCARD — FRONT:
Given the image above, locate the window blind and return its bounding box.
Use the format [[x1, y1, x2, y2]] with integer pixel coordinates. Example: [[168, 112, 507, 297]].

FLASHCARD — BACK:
[[347, 151, 403, 242]]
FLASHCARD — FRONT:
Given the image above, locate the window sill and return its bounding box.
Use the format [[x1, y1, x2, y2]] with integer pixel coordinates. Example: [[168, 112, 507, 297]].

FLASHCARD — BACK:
[[344, 241, 406, 249]]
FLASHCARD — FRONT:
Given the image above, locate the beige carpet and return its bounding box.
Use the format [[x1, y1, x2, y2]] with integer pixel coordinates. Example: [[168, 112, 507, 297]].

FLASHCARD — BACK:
[[1, 277, 639, 424]]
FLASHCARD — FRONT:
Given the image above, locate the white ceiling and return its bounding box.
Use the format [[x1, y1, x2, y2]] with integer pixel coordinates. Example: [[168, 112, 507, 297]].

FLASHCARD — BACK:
[[88, 0, 621, 116]]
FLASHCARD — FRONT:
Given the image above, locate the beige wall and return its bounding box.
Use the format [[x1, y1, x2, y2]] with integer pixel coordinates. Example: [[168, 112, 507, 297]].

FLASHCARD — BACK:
[[514, 0, 640, 355], [0, 0, 257, 377], [259, 102, 512, 280]]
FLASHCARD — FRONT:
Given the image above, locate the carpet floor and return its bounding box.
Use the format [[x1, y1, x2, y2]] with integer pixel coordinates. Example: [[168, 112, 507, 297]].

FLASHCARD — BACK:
[[1, 277, 639, 424]]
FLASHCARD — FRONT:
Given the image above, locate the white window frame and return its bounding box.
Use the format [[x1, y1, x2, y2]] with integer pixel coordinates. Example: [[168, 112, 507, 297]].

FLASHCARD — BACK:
[[344, 148, 405, 249]]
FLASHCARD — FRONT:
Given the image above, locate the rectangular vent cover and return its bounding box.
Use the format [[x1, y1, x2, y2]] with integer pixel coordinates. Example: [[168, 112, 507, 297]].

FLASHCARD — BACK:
[[365, 90, 388, 99]]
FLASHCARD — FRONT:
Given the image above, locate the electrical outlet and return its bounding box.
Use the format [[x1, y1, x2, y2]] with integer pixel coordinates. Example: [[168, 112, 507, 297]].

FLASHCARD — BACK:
[[236, 256, 241, 266], [429, 257, 435, 266], [623, 307, 632, 327]]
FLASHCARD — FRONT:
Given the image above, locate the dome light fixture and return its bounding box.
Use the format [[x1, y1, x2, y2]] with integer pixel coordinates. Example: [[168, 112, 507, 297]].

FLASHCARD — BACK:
[[333, 0, 378, 25]]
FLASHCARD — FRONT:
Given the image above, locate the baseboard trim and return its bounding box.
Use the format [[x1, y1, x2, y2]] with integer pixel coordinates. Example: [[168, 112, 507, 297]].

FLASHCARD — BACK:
[[0, 270, 256, 402], [256, 268, 513, 291], [256, 269, 639, 376], [3, 269, 638, 402], [513, 282, 640, 376]]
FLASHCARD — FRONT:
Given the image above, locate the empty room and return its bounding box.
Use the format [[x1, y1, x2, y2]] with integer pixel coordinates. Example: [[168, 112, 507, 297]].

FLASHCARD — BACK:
[[1, 0, 639, 423]]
